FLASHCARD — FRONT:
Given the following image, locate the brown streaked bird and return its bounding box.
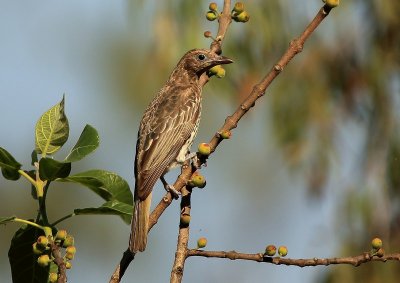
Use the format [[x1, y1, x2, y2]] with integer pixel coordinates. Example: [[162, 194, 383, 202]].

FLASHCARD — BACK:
[[130, 49, 233, 253]]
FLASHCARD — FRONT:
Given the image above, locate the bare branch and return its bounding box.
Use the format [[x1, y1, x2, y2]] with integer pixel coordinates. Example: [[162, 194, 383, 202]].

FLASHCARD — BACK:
[[49, 239, 67, 283], [206, 4, 333, 153], [187, 249, 400, 267], [109, 250, 135, 283], [170, 186, 192, 283]]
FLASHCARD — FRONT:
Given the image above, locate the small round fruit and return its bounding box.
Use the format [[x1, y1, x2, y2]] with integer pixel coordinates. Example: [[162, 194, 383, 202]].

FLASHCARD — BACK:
[[215, 67, 226, 78], [65, 261, 72, 269], [49, 273, 58, 283], [32, 242, 44, 255], [209, 2, 218, 12], [180, 214, 191, 225], [209, 65, 226, 78], [55, 230, 67, 241], [206, 11, 218, 21], [234, 11, 250, 23], [37, 236, 49, 248], [197, 237, 207, 249], [63, 235, 74, 248], [189, 173, 206, 188], [204, 31, 212, 38], [371, 237, 382, 250], [233, 2, 245, 13], [220, 130, 232, 139], [265, 245, 277, 256], [37, 254, 51, 267], [278, 246, 288, 257], [208, 65, 219, 76], [323, 0, 339, 8], [65, 246, 76, 260], [198, 143, 211, 156], [66, 246, 76, 255]]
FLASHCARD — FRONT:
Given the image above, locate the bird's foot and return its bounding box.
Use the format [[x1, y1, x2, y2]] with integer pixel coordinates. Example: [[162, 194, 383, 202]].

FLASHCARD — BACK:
[[165, 184, 180, 199], [185, 152, 197, 161], [186, 152, 202, 169], [161, 175, 180, 199]]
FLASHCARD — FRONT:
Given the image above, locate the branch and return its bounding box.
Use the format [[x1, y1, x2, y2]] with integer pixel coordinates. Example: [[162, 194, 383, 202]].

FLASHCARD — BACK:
[[199, 0, 232, 86], [186, 249, 400, 267], [170, 185, 192, 283], [49, 239, 67, 283], [109, 250, 135, 283], [206, 4, 334, 153]]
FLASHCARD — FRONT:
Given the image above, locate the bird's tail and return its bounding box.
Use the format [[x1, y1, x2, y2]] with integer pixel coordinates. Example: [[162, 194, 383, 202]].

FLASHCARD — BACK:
[[129, 192, 152, 253]]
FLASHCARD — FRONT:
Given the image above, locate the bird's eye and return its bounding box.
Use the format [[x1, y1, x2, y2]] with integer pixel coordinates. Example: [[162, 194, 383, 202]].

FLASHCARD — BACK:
[[197, 54, 206, 61]]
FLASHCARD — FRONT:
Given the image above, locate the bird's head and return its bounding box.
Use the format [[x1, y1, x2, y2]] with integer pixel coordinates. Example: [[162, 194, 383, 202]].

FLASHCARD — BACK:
[[179, 49, 233, 77]]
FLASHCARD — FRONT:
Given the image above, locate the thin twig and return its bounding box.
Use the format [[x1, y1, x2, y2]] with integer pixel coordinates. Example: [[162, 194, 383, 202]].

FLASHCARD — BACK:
[[51, 213, 74, 227], [205, 4, 333, 153], [186, 249, 400, 267]]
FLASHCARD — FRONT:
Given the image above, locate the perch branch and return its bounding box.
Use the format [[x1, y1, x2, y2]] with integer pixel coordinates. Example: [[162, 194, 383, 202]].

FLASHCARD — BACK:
[[49, 239, 67, 283], [186, 249, 400, 267], [170, 185, 192, 283]]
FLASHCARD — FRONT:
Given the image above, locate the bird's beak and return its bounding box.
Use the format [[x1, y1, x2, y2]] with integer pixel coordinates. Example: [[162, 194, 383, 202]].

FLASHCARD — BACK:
[[215, 55, 233, 65]]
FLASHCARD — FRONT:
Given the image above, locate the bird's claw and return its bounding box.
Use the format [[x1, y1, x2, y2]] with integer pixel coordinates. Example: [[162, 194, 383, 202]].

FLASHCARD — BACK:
[[185, 152, 197, 161], [166, 184, 180, 199], [192, 154, 202, 169], [186, 152, 202, 169]]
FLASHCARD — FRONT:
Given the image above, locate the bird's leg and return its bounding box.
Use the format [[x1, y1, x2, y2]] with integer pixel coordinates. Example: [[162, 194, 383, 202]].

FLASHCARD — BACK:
[[160, 175, 180, 199], [185, 151, 202, 169], [185, 151, 197, 160]]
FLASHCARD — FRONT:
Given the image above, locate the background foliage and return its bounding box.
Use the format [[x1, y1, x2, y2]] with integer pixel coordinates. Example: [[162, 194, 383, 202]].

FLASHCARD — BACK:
[[0, 0, 399, 282]]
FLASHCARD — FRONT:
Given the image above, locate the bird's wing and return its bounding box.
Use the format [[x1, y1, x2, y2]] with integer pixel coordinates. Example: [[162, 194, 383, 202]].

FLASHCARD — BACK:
[[135, 85, 200, 200]]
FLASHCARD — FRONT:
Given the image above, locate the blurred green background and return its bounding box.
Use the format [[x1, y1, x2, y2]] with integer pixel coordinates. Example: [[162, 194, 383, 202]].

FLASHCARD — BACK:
[[1, 0, 399, 282]]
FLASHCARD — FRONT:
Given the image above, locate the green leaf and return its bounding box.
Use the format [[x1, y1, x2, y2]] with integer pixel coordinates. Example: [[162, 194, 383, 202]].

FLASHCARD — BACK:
[[61, 174, 112, 200], [39, 158, 71, 181], [0, 216, 16, 225], [61, 170, 132, 205], [8, 223, 49, 283], [64, 124, 100, 162], [1, 168, 21, 180], [35, 95, 69, 156], [75, 200, 133, 224], [0, 147, 22, 180], [0, 147, 22, 170]]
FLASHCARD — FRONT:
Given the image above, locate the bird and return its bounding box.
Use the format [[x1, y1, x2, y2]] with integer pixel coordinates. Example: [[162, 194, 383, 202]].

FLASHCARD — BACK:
[[130, 49, 233, 253]]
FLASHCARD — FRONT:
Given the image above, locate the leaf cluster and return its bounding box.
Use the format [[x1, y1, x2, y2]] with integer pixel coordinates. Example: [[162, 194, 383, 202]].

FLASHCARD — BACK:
[[0, 96, 133, 283]]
